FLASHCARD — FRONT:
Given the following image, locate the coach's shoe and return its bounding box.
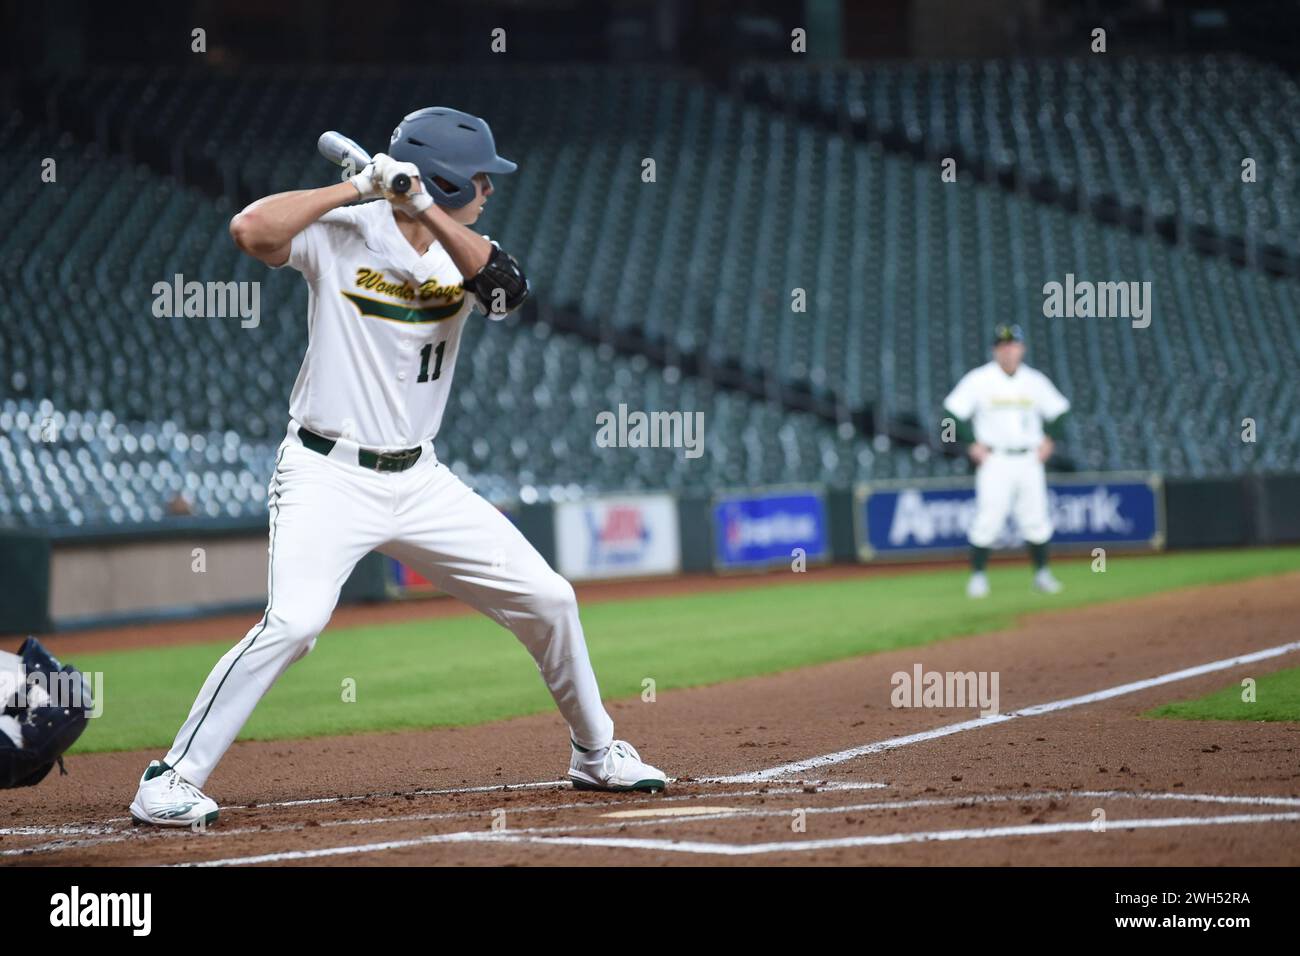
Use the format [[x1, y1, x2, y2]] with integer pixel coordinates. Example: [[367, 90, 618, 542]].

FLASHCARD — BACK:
[[568, 740, 667, 793], [966, 572, 990, 599], [129, 760, 219, 827], [1033, 568, 1064, 594]]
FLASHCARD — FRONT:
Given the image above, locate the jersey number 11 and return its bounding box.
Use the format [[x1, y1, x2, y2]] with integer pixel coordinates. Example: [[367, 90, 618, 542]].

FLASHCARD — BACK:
[[418, 341, 446, 383]]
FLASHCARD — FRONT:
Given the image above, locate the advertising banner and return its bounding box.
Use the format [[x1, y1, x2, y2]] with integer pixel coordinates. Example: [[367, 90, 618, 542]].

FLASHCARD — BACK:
[[856, 473, 1164, 559], [713, 489, 829, 570], [555, 494, 681, 580]]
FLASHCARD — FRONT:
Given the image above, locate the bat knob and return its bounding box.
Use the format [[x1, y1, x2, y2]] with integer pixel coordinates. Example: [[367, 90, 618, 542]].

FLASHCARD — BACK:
[[391, 173, 411, 194]]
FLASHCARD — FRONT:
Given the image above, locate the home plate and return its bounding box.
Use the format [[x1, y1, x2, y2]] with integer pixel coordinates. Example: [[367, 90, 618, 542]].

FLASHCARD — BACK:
[[602, 806, 743, 819]]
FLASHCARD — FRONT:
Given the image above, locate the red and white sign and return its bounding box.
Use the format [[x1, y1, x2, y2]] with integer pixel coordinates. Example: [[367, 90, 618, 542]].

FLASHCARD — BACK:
[[554, 495, 680, 581]]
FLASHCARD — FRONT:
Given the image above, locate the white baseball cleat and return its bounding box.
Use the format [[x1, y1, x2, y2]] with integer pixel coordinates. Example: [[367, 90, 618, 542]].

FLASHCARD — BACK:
[[1033, 568, 1064, 594], [966, 572, 990, 599], [129, 760, 219, 827], [568, 740, 668, 793]]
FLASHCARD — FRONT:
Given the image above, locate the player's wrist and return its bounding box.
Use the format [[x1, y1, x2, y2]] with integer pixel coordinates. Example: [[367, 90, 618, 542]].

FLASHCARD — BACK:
[[348, 172, 375, 199], [324, 179, 368, 205]]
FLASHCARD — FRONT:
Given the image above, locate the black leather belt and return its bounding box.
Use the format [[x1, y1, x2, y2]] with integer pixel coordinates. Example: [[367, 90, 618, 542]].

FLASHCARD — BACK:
[[298, 426, 423, 473]]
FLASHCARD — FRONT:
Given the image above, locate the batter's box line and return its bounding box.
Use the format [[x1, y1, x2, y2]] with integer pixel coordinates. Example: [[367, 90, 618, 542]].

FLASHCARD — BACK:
[[174, 810, 1300, 865], [333, 789, 1300, 843], [16, 787, 1292, 861], [258, 778, 884, 812], [703, 639, 1300, 784], [128, 788, 1300, 865], [0, 781, 886, 852]]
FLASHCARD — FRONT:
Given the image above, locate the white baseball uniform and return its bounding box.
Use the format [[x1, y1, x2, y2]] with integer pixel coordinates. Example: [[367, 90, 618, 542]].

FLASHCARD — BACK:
[[164, 200, 614, 788], [943, 361, 1070, 549]]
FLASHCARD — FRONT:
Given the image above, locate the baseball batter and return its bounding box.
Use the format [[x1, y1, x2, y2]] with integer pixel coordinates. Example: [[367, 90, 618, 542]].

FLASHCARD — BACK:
[[942, 324, 1070, 599], [130, 107, 667, 827]]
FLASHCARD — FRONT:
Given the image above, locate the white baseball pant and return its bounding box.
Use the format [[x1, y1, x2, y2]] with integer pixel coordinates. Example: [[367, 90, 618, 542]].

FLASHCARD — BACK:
[[164, 423, 615, 788], [967, 450, 1054, 548]]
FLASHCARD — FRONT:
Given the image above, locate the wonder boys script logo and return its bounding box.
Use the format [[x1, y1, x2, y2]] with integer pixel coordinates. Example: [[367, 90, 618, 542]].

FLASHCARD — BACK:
[[341, 267, 465, 324]]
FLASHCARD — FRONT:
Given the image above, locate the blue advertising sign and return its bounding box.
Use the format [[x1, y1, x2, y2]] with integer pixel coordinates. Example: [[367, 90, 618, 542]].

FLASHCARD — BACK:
[[857, 473, 1164, 559], [714, 489, 829, 569]]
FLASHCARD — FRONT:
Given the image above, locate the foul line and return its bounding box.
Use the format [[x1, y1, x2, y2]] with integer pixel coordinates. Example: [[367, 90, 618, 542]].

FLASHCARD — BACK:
[[705, 640, 1300, 783]]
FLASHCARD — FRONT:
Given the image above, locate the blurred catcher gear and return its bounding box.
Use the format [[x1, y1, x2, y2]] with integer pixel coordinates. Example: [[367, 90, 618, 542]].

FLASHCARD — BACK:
[[0, 637, 93, 789]]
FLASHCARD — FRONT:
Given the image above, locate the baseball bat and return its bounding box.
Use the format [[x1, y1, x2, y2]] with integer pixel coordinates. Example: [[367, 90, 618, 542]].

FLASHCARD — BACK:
[[317, 130, 410, 193]]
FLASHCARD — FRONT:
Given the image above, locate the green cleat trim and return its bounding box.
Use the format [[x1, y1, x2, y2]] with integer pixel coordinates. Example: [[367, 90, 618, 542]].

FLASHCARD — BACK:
[[142, 761, 172, 782], [570, 777, 666, 793]]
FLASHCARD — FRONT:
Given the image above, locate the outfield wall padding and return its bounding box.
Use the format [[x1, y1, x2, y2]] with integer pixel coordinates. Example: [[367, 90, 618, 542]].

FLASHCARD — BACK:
[[1251, 475, 1300, 544], [1163, 478, 1252, 548], [3, 472, 1297, 633], [676, 495, 715, 573]]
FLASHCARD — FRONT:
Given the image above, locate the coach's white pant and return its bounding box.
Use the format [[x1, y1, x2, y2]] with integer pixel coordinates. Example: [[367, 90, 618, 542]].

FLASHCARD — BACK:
[[967, 450, 1053, 548], [165, 432, 615, 788]]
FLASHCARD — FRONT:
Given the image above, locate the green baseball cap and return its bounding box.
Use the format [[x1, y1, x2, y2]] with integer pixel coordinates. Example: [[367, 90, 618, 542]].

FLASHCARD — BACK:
[[992, 323, 1025, 345]]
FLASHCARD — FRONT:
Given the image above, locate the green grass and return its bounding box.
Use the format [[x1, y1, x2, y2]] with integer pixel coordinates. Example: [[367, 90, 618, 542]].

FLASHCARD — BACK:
[[66, 547, 1300, 753], [1147, 665, 1300, 723]]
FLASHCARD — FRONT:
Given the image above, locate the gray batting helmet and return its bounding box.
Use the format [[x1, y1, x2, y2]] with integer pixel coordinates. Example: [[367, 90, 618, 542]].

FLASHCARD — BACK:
[[388, 107, 517, 209]]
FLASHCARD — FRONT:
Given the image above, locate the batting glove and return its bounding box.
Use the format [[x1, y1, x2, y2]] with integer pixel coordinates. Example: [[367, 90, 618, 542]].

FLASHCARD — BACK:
[[347, 160, 383, 200], [372, 153, 433, 215], [370, 154, 414, 195]]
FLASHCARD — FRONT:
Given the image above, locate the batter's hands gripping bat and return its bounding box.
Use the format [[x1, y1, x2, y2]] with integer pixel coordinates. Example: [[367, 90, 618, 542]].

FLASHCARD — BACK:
[[317, 131, 485, 279], [317, 130, 410, 194]]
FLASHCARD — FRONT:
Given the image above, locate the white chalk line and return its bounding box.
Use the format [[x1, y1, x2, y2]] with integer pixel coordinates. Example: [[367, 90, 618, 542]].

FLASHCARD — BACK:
[[4, 777, 876, 841], [178, 810, 1300, 865], [263, 778, 573, 808], [15, 640, 1299, 862], [1, 834, 138, 858], [0, 781, 887, 856], [0, 780, 574, 838], [416, 789, 1300, 842], [250, 777, 879, 810], [145, 789, 1300, 864], [152, 636, 1300, 865], [706, 639, 1300, 783], [0, 823, 121, 838]]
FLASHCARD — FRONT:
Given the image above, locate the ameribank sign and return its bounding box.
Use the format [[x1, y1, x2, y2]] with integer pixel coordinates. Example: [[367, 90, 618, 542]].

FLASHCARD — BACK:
[[856, 473, 1164, 558]]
